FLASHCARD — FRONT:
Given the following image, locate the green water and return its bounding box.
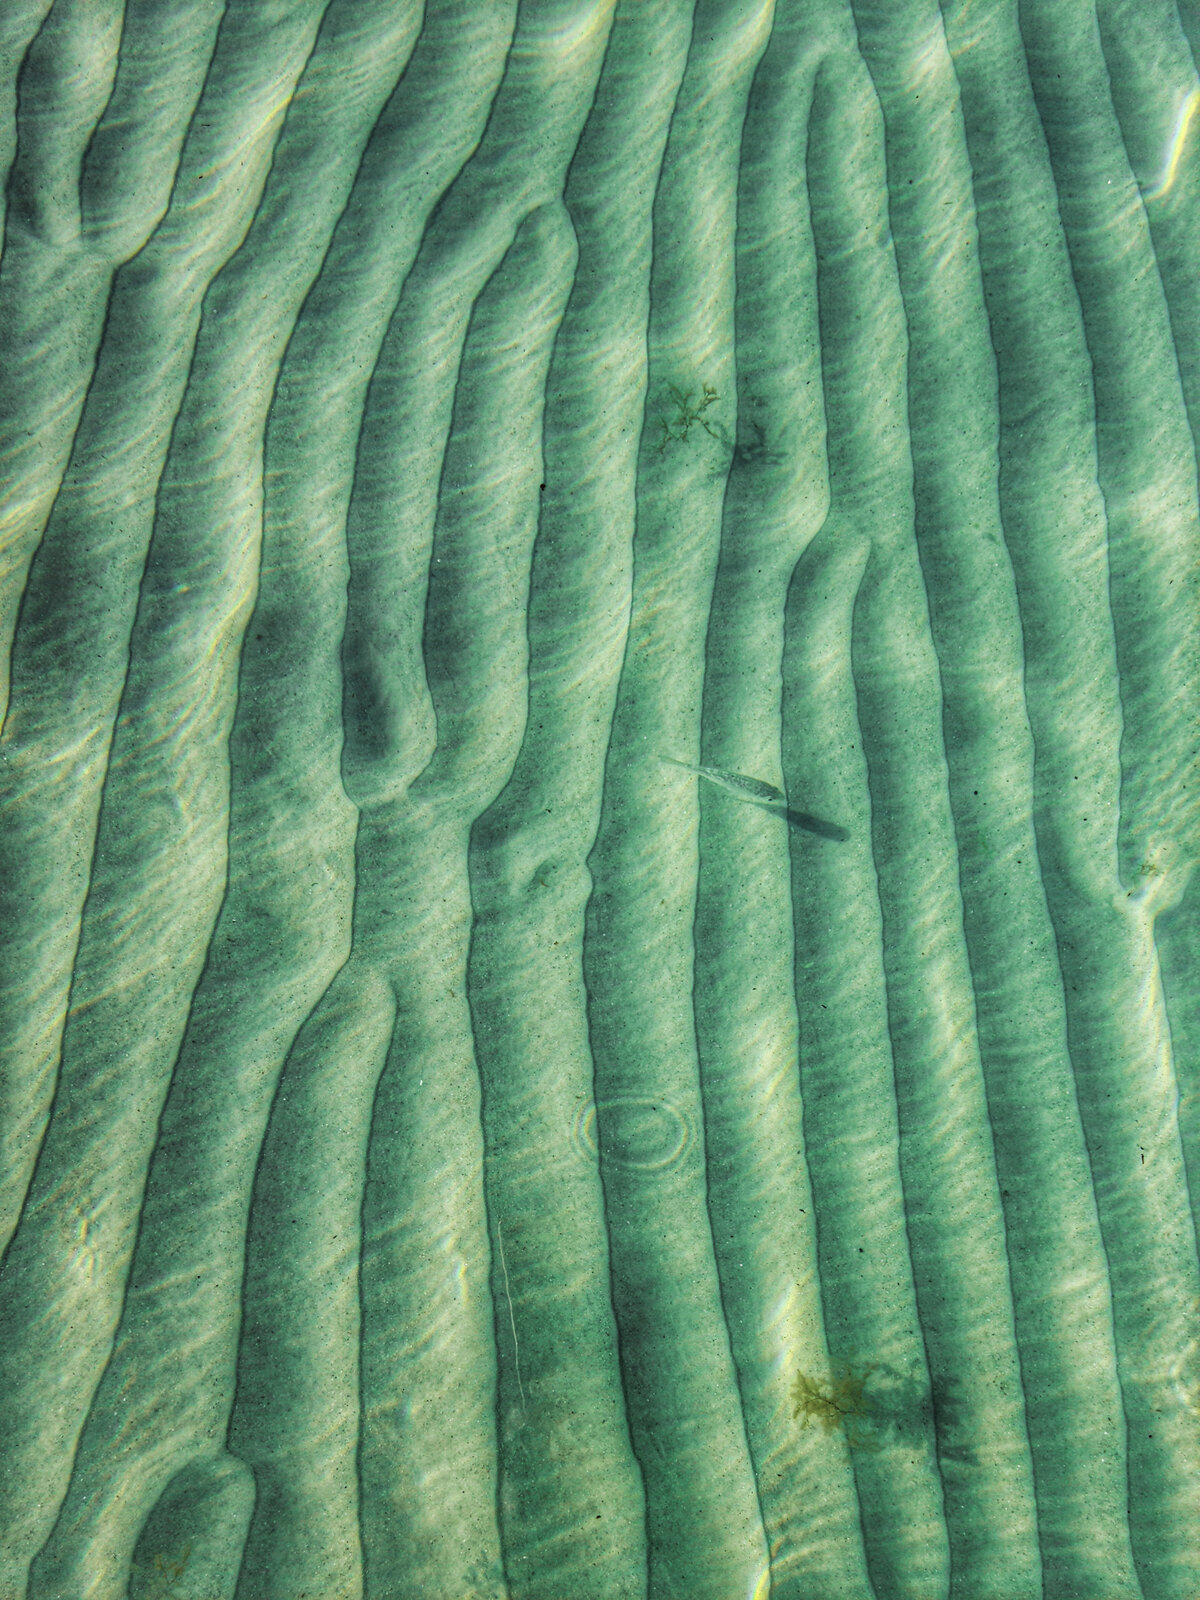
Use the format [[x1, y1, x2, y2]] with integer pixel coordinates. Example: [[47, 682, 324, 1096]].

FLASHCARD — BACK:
[[1, 1, 1198, 1596]]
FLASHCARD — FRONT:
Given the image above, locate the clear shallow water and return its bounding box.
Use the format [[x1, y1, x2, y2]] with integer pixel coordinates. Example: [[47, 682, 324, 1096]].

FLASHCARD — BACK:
[[1, 2, 1198, 1597]]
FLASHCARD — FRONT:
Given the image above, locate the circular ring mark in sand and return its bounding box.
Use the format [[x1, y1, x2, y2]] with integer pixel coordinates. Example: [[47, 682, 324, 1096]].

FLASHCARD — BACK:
[[571, 1097, 693, 1172]]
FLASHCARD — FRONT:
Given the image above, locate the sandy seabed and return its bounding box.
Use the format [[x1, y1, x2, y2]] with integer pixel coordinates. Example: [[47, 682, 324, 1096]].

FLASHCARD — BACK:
[[1, 2, 1199, 1597]]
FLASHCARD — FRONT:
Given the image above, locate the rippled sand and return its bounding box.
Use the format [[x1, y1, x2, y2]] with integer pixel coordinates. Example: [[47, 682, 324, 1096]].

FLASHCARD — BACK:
[[1, 4, 1199, 1597]]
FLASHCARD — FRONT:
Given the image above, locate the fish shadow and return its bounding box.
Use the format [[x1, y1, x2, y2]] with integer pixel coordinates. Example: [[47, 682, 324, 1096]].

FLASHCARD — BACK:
[[756, 801, 850, 842]]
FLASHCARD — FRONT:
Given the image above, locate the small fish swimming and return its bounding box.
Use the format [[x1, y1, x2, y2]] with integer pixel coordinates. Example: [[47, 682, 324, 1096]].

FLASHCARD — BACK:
[[661, 756, 784, 803], [661, 756, 848, 842]]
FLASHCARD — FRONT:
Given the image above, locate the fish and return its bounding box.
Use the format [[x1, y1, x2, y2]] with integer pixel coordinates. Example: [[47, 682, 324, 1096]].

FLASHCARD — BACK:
[[661, 756, 849, 842], [660, 756, 784, 803]]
